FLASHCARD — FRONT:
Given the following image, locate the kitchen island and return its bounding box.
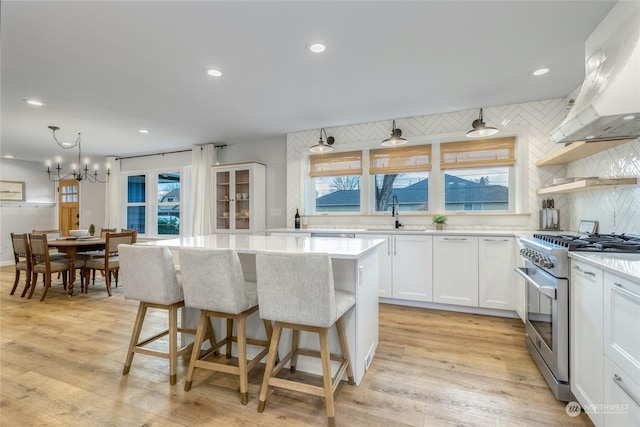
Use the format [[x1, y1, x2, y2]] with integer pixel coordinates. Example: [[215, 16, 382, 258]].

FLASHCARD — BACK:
[[138, 234, 385, 385]]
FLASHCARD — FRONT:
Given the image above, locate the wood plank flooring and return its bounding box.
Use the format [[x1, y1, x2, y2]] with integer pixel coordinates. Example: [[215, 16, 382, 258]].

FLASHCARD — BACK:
[[0, 265, 593, 426]]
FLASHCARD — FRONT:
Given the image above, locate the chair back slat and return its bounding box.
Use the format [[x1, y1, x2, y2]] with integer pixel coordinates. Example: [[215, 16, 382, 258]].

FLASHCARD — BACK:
[[256, 251, 336, 327], [180, 248, 252, 314], [11, 233, 30, 260]]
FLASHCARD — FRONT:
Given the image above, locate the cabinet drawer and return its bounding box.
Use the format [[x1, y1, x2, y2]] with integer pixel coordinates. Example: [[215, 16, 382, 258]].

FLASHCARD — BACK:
[[604, 272, 640, 382], [604, 356, 640, 426]]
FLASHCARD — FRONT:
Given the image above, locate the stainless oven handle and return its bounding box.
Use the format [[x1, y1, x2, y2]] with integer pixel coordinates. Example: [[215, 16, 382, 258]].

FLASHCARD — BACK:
[[613, 374, 640, 407], [514, 267, 557, 299]]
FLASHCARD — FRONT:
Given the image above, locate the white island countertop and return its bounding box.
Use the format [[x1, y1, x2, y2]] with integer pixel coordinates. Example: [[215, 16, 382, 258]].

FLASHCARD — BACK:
[[569, 252, 640, 283], [140, 234, 385, 260]]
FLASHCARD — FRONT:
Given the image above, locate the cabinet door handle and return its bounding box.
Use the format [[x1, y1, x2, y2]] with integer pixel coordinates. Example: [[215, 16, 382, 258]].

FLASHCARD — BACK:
[[613, 282, 640, 303], [444, 237, 467, 241], [483, 238, 509, 242], [387, 236, 391, 256], [613, 374, 640, 407], [572, 265, 596, 276], [393, 236, 397, 256]]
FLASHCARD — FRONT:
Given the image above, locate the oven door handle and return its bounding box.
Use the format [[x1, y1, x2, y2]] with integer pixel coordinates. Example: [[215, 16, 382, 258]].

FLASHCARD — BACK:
[[514, 267, 557, 299]]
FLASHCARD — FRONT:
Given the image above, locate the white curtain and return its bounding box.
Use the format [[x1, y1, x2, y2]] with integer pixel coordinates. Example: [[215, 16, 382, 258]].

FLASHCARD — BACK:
[[189, 144, 216, 236], [104, 156, 121, 229]]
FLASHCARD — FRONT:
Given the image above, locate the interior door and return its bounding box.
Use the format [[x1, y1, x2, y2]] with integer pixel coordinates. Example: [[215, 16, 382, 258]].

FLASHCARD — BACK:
[[58, 179, 80, 236]]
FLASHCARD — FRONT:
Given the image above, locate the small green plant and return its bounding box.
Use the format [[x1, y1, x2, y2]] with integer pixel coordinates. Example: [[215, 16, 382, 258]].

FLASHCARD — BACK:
[[88, 224, 96, 236], [432, 215, 447, 224]]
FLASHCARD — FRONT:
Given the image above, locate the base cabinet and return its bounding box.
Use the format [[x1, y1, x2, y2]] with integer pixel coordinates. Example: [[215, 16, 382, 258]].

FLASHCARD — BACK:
[[479, 237, 516, 310], [357, 234, 432, 301], [570, 257, 640, 426], [433, 236, 478, 306], [571, 260, 604, 426]]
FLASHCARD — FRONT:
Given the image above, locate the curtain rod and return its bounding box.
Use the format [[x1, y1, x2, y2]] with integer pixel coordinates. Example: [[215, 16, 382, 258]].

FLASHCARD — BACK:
[[115, 144, 226, 161]]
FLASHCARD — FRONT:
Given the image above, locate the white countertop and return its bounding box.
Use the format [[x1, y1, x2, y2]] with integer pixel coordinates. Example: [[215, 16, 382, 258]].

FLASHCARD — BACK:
[[569, 252, 640, 283], [268, 228, 519, 237], [139, 234, 385, 259]]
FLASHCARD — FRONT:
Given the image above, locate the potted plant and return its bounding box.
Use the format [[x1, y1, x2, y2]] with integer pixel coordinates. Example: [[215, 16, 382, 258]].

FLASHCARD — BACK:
[[432, 215, 447, 230], [88, 224, 96, 236]]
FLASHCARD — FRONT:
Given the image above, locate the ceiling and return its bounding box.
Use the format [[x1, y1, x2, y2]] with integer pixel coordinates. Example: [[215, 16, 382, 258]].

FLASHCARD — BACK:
[[1, 1, 616, 163]]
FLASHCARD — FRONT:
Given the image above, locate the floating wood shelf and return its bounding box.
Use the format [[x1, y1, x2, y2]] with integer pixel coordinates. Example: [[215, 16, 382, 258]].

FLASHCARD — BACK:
[[537, 177, 637, 195], [536, 139, 633, 166]]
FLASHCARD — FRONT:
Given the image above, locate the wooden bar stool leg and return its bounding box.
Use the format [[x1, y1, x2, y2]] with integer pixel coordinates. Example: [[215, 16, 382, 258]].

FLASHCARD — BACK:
[[258, 322, 283, 413], [123, 302, 148, 375], [290, 329, 300, 373], [225, 318, 234, 359], [168, 304, 178, 386], [319, 328, 336, 427], [205, 316, 218, 356], [237, 316, 249, 405], [335, 317, 354, 385], [185, 311, 209, 391]]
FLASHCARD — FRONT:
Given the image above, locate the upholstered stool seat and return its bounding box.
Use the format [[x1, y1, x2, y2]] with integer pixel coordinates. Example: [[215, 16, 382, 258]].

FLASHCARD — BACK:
[[255, 251, 355, 427], [180, 247, 272, 404], [118, 244, 201, 385]]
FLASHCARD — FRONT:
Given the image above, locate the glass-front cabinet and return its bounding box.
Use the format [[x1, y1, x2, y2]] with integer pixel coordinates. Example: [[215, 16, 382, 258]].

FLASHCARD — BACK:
[[213, 162, 266, 233]]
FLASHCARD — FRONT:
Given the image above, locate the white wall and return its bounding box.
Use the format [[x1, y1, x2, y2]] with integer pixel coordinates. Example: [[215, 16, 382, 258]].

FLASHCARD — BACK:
[[217, 137, 287, 229], [0, 157, 107, 265]]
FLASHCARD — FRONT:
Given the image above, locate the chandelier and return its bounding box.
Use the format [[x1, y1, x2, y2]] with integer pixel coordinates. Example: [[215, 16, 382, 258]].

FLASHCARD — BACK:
[[46, 126, 110, 183]]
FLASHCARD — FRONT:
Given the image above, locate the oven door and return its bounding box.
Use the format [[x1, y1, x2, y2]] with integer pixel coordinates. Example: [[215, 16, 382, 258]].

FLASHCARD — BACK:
[[515, 260, 569, 383]]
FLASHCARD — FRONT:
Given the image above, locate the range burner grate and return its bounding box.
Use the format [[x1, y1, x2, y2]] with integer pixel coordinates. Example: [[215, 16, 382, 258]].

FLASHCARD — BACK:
[[533, 233, 640, 252]]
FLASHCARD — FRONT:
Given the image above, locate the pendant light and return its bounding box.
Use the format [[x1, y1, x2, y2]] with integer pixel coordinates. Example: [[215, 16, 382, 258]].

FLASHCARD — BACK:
[[309, 128, 335, 153], [466, 108, 499, 138], [381, 120, 407, 146]]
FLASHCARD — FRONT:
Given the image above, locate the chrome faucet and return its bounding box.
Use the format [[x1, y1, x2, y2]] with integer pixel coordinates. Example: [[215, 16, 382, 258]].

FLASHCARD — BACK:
[[392, 194, 403, 229]]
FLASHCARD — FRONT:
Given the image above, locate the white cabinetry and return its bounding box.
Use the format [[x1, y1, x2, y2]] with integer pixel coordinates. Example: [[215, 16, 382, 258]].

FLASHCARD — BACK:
[[433, 236, 478, 307], [515, 241, 526, 323], [358, 233, 432, 301], [571, 260, 604, 426], [479, 237, 516, 311], [213, 163, 265, 233], [603, 272, 640, 426]]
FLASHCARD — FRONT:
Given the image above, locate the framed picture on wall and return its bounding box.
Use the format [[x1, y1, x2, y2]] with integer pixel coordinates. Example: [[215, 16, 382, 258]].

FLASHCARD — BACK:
[[0, 180, 26, 201]]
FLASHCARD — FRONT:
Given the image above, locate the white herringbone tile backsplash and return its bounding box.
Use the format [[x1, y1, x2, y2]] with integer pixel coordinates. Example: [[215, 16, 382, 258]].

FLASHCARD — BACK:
[[286, 98, 639, 233]]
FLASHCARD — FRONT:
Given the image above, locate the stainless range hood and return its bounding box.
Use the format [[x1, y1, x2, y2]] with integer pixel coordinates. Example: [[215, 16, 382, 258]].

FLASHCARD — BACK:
[[551, 1, 640, 144]]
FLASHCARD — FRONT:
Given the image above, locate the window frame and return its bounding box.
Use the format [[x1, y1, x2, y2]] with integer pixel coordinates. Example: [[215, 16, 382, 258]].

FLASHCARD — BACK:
[[122, 168, 184, 238]]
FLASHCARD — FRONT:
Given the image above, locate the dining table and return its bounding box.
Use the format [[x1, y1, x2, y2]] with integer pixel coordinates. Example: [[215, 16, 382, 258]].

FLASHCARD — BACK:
[[48, 237, 106, 295]]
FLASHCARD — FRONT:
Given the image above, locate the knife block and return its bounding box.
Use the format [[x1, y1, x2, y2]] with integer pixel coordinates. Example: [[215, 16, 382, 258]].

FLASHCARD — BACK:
[[539, 209, 560, 230]]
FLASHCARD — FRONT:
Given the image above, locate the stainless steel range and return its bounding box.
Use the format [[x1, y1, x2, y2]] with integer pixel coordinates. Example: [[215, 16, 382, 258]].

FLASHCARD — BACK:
[[516, 233, 640, 402]]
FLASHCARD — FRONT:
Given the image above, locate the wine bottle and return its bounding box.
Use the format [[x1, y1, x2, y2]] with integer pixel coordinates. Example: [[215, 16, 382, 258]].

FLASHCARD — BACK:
[[295, 208, 301, 229]]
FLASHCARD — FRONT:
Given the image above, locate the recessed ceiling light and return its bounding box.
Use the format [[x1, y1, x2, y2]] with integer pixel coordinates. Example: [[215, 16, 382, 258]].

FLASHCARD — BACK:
[[309, 43, 326, 53], [532, 68, 549, 76], [24, 99, 45, 106], [207, 69, 222, 77], [138, 129, 149, 134], [623, 115, 636, 120], [3, 155, 15, 159], [585, 135, 595, 140]]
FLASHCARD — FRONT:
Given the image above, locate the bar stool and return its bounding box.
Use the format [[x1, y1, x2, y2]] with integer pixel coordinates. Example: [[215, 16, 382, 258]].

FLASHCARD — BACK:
[[180, 247, 272, 404], [255, 251, 355, 427], [118, 244, 201, 385]]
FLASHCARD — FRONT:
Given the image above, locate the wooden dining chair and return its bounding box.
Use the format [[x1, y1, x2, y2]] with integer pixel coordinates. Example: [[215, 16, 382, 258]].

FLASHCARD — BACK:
[[77, 227, 116, 283], [83, 231, 135, 296], [120, 228, 138, 243], [28, 233, 79, 301], [10, 233, 32, 296]]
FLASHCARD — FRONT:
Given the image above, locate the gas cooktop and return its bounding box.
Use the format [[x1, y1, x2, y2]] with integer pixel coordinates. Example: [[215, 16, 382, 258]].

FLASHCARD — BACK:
[[533, 233, 640, 253]]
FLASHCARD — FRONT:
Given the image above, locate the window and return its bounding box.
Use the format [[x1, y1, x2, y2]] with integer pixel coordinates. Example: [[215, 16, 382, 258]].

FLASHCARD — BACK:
[[157, 172, 181, 235], [125, 170, 182, 236], [126, 175, 146, 234], [370, 145, 431, 212], [440, 137, 515, 212], [310, 151, 362, 213]]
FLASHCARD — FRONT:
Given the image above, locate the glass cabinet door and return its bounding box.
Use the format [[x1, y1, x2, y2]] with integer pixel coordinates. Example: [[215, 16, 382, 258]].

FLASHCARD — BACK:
[[234, 169, 250, 230], [216, 171, 231, 230]]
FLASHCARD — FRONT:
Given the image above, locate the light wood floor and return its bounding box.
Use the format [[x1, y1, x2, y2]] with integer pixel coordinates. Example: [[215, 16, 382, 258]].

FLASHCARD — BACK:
[[0, 265, 593, 426]]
